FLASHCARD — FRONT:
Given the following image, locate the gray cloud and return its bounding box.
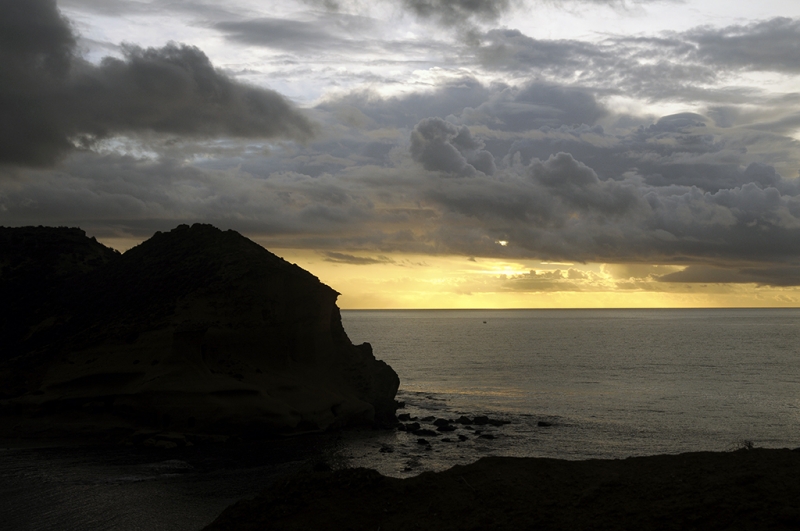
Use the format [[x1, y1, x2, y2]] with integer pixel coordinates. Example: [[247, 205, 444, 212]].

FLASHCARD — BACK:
[[73, 44, 315, 139], [687, 17, 800, 74], [658, 265, 800, 287], [529, 152, 639, 215], [59, 0, 244, 19], [320, 78, 606, 133], [401, 0, 510, 27], [0, 0, 314, 167], [410, 117, 495, 176], [319, 77, 492, 129], [323, 251, 395, 264], [215, 17, 355, 53], [456, 83, 607, 131], [474, 18, 800, 106]]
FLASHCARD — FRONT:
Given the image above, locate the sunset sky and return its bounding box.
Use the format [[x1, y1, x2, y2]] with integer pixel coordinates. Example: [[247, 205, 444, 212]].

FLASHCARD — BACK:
[[3, 0, 800, 308]]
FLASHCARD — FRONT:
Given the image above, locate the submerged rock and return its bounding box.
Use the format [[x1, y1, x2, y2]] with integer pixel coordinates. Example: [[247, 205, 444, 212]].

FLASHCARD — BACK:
[[0, 224, 400, 440]]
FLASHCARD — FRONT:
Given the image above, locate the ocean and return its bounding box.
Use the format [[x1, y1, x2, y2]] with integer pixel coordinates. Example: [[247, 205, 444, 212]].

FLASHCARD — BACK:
[[336, 308, 800, 474], [2, 308, 799, 530]]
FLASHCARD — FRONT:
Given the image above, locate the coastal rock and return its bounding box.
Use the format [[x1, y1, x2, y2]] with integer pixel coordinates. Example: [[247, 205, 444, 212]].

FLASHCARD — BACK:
[[0, 224, 400, 439], [204, 449, 800, 531]]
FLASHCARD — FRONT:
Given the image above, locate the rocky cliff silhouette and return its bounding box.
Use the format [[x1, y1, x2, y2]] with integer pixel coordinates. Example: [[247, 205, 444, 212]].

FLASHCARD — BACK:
[[0, 224, 399, 441]]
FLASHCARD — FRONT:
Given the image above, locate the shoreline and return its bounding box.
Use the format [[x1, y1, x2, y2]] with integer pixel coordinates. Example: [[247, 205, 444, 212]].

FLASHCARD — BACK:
[[2, 431, 798, 530], [205, 447, 800, 530]]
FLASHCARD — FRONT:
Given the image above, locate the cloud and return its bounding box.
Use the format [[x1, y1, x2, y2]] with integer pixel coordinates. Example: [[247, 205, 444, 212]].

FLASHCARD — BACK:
[[474, 18, 800, 105], [215, 17, 355, 53], [318, 77, 493, 129], [410, 117, 495, 176], [323, 251, 396, 264], [658, 265, 800, 287], [320, 77, 607, 136], [456, 83, 608, 132], [401, 0, 510, 27], [0, 0, 314, 167], [528, 152, 639, 215], [687, 17, 800, 74], [4, 5, 800, 290]]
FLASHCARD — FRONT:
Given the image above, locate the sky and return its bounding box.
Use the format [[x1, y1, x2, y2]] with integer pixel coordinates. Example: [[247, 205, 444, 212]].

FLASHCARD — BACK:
[[3, 0, 800, 308]]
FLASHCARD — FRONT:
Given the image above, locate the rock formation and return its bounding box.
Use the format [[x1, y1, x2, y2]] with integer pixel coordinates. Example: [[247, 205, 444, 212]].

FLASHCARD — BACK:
[[204, 449, 800, 530], [0, 224, 399, 440]]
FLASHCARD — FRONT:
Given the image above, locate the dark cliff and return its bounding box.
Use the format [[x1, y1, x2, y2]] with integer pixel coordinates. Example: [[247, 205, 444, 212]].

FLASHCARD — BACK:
[[0, 224, 399, 440]]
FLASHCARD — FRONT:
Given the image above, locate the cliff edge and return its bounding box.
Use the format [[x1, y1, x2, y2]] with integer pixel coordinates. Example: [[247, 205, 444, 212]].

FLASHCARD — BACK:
[[0, 224, 399, 441]]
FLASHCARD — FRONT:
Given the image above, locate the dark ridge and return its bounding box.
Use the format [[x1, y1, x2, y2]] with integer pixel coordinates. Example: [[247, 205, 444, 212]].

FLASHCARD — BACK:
[[0, 223, 399, 437], [5, 223, 339, 359], [0, 226, 119, 358]]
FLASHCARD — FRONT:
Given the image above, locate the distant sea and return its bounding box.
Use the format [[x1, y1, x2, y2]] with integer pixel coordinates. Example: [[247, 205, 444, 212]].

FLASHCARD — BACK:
[[3, 308, 799, 530], [337, 308, 800, 473]]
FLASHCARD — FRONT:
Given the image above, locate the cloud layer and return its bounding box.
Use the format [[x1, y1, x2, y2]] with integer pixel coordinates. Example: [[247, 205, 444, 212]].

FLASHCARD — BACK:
[[3, 0, 800, 293], [0, 0, 313, 167]]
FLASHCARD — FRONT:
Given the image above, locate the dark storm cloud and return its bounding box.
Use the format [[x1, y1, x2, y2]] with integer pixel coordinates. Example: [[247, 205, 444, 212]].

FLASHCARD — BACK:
[[410, 117, 495, 176], [528, 152, 638, 215], [0, 0, 77, 165], [74, 44, 315, 139], [0, 0, 314, 167]]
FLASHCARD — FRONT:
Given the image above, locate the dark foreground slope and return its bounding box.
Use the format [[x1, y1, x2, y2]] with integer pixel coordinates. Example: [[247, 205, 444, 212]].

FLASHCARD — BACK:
[[205, 448, 800, 531], [0, 224, 399, 441]]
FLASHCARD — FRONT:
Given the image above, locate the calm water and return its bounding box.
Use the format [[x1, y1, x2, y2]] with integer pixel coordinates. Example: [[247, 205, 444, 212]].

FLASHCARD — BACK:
[[3, 308, 799, 529], [336, 308, 800, 474]]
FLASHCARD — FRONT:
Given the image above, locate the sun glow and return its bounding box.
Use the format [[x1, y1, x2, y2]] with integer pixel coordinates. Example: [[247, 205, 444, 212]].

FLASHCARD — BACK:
[[266, 248, 800, 309]]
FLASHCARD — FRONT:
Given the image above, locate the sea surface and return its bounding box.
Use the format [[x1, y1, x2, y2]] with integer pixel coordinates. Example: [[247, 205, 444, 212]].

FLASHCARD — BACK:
[[338, 308, 800, 474], [2, 308, 799, 530]]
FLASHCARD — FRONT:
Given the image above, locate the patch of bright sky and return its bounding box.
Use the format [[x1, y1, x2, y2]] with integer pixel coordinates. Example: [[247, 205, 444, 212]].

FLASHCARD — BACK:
[[256, 248, 800, 309], [499, 0, 800, 42]]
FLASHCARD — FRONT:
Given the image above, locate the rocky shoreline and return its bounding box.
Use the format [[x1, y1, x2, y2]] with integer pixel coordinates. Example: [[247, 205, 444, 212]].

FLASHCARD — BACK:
[[204, 447, 800, 530]]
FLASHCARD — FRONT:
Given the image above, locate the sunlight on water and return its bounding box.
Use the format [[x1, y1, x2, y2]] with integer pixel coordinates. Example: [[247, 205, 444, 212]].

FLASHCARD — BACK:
[[339, 308, 800, 475]]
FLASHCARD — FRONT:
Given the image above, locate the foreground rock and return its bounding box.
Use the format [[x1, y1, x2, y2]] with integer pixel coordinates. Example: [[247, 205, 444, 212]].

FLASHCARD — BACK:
[[205, 448, 800, 530], [0, 224, 399, 440]]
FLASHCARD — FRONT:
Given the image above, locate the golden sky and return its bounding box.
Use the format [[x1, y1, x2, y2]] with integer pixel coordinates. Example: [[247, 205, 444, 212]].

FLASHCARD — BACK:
[[271, 249, 800, 309]]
